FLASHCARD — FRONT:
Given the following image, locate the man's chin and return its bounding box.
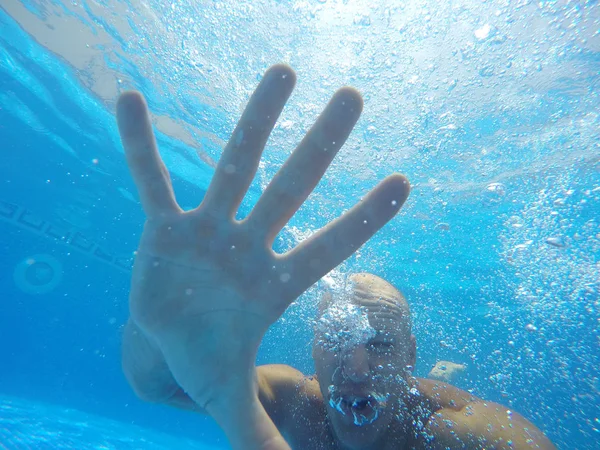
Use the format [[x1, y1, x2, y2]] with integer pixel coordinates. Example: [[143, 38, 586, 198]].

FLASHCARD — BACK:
[[330, 416, 383, 450], [327, 401, 387, 447]]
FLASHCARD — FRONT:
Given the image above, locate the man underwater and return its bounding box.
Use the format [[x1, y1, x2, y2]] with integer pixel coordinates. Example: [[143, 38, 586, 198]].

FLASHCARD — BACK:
[[117, 64, 556, 449]]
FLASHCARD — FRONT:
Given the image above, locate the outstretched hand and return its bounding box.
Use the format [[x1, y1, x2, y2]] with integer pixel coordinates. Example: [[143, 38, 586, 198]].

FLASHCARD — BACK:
[[116, 64, 409, 449]]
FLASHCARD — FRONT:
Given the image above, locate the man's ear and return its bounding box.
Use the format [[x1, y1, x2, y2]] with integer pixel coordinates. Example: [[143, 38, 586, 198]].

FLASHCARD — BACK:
[[409, 334, 417, 368]]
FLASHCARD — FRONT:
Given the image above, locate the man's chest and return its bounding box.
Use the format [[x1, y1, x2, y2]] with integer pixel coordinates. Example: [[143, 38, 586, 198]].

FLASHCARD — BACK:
[[283, 412, 415, 450], [284, 426, 337, 450], [283, 410, 338, 450]]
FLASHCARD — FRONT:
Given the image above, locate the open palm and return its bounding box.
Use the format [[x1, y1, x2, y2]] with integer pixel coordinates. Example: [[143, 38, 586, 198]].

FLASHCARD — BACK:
[[116, 64, 409, 415]]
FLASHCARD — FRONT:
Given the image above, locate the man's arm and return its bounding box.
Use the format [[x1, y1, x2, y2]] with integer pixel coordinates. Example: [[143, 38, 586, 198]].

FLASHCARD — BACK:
[[416, 379, 556, 449], [425, 401, 556, 450]]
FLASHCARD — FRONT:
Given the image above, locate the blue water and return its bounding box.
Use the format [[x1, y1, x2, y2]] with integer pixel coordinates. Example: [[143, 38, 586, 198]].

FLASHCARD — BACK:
[[0, 394, 215, 449], [0, 1, 598, 449]]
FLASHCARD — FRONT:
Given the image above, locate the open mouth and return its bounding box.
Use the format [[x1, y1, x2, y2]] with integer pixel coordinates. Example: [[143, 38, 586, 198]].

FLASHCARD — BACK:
[[328, 386, 387, 426]]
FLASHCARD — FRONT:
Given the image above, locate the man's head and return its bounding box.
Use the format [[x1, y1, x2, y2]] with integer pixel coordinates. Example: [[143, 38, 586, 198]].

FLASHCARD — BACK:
[[312, 273, 416, 449]]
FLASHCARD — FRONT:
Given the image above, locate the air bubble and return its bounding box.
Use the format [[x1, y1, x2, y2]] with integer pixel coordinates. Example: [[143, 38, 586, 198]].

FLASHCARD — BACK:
[[486, 182, 506, 194], [280, 273, 291, 283], [545, 237, 565, 248], [508, 216, 523, 228], [435, 222, 450, 231], [474, 24, 491, 40], [235, 129, 244, 146]]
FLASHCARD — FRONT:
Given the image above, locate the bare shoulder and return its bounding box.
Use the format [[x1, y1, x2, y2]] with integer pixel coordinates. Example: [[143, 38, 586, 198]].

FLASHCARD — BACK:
[[413, 377, 479, 412], [257, 365, 325, 431], [258, 364, 321, 400], [412, 378, 556, 449]]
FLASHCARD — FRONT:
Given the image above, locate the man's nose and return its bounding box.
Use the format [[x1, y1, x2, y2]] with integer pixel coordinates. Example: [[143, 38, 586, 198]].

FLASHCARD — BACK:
[[341, 345, 370, 382]]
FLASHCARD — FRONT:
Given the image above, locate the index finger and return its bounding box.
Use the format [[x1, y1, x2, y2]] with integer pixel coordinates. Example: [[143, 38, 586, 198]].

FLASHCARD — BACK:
[[116, 91, 179, 218]]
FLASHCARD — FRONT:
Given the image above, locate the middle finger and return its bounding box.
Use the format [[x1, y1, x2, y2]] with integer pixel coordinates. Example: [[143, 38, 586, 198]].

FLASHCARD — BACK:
[[200, 64, 296, 218], [246, 87, 363, 243]]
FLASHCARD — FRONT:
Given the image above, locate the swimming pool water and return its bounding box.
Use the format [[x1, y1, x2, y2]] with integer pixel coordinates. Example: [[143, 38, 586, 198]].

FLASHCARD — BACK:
[[0, 394, 220, 449], [1, 1, 598, 449]]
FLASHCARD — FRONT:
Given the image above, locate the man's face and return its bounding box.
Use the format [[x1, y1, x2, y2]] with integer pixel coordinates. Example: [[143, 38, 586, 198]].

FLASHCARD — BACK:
[[312, 291, 416, 449]]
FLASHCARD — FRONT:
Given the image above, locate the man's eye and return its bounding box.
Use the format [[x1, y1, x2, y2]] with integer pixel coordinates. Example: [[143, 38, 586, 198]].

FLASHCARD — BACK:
[[369, 341, 394, 351]]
